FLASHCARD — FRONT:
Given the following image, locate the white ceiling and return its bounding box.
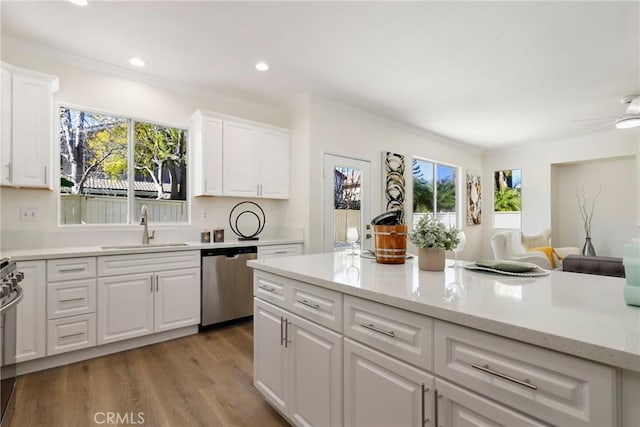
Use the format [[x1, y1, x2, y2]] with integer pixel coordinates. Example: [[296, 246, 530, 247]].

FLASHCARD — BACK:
[[2, 1, 639, 148]]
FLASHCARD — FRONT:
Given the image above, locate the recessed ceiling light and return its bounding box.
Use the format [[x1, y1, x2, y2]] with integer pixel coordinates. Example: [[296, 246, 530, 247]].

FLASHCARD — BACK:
[[68, 0, 88, 6], [129, 57, 146, 67], [255, 62, 269, 71]]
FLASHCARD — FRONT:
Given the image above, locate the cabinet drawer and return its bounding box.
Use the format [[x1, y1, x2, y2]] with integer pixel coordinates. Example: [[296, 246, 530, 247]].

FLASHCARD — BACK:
[[47, 278, 96, 319], [254, 271, 288, 308], [344, 295, 433, 371], [47, 314, 96, 356], [436, 378, 549, 427], [257, 244, 303, 259], [47, 257, 96, 282], [98, 250, 200, 276], [434, 321, 617, 427], [288, 280, 342, 332]]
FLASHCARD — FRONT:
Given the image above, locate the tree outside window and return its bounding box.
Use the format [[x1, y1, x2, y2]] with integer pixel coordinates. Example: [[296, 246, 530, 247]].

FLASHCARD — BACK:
[[412, 158, 458, 228], [59, 106, 188, 225], [493, 169, 521, 229]]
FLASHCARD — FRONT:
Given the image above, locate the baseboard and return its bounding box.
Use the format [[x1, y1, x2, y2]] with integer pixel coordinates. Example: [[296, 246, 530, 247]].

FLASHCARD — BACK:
[[16, 325, 198, 376]]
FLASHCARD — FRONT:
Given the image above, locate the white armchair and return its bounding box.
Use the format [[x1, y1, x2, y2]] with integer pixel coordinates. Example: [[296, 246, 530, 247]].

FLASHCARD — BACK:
[[490, 231, 552, 269], [520, 229, 581, 268]]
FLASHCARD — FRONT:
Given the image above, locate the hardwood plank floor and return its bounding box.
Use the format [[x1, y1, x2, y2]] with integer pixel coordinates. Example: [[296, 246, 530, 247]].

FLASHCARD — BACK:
[[9, 321, 289, 427]]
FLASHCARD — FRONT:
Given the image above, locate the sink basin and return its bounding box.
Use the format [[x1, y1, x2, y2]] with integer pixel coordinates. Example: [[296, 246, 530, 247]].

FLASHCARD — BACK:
[[101, 242, 189, 250]]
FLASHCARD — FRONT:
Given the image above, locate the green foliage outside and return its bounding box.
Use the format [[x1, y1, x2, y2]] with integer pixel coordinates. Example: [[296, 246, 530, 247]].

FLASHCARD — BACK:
[[494, 187, 521, 212]]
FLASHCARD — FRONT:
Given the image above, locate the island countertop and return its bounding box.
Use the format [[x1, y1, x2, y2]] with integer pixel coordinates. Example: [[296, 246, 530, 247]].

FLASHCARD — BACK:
[[248, 252, 640, 372]]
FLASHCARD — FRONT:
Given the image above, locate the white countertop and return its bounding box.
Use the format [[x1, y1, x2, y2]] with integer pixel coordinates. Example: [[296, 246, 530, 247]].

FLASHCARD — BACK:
[[248, 252, 640, 372], [2, 238, 303, 261]]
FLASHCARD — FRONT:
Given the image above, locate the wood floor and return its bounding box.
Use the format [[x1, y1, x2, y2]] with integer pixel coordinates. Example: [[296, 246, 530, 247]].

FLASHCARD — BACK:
[[9, 321, 289, 427]]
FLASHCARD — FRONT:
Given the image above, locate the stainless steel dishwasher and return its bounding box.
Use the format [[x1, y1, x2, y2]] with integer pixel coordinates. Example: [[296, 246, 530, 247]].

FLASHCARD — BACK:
[[200, 246, 257, 328]]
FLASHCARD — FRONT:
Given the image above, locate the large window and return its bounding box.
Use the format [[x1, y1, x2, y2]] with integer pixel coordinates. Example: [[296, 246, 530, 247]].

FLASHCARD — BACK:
[[493, 169, 521, 229], [59, 107, 188, 225], [412, 158, 458, 227]]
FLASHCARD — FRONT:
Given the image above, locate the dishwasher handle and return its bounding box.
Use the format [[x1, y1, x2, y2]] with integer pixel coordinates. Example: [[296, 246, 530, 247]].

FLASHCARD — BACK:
[[202, 246, 258, 257]]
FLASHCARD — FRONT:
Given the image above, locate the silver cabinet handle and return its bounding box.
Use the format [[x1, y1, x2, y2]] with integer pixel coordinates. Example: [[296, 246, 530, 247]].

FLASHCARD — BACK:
[[150, 274, 154, 293], [361, 323, 395, 338], [284, 319, 292, 348], [297, 299, 320, 310], [6, 161, 12, 181], [258, 284, 275, 293], [274, 250, 288, 255], [435, 390, 441, 427], [59, 297, 85, 302], [280, 316, 285, 346], [58, 265, 86, 272], [421, 383, 425, 426], [44, 165, 47, 185], [471, 363, 537, 390], [60, 332, 85, 339], [156, 274, 159, 292]]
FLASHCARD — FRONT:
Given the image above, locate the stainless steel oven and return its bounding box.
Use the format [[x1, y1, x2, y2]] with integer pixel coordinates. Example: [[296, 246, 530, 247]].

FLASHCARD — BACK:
[[0, 259, 24, 427]]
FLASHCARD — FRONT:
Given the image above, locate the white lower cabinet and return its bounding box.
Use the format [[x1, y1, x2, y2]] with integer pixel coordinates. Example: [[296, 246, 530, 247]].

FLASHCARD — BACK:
[[47, 314, 96, 356], [15, 260, 46, 362], [435, 378, 548, 427], [344, 337, 435, 427], [254, 298, 342, 427], [98, 268, 199, 345]]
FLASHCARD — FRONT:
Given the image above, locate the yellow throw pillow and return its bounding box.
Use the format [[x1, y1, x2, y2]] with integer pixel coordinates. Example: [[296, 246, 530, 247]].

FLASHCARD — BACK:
[[527, 246, 557, 269]]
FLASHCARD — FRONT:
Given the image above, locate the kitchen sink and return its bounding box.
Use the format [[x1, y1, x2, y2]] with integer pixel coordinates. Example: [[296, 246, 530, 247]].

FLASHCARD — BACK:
[[100, 242, 189, 250]]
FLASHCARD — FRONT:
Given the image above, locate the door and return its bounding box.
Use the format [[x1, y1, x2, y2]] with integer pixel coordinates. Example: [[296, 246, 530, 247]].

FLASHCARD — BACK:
[[344, 338, 434, 427], [1, 67, 11, 186], [154, 268, 200, 332], [97, 273, 154, 344], [256, 128, 289, 199], [288, 313, 343, 427], [11, 72, 52, 187], [15, 261, 46, 362], [223, 120, 257, 197], [436, 379, 547, 427], [323, 154, 371, 253], [254, 298, 289, 415]]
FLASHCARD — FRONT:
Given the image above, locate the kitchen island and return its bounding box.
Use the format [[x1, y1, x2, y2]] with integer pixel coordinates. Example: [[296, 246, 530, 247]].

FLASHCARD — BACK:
[[249, 252, 640, 427]]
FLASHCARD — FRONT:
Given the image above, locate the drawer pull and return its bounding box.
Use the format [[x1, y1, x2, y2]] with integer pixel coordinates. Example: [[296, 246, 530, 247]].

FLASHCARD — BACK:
[[59, 297, 85, 302], [274, 250, 288, 254], [471, 363, 538, 390], [58, 265, 87, 272], [297, 299, 320, 310], [60, 332, 85, 339], [258, 285, 275, 293], [361, 323, 395, 338]]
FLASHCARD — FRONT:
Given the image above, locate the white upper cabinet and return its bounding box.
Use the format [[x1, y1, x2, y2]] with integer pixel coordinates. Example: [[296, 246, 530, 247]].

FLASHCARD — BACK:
[[191, 110, 290, 199], [190, 110, 223, 196], [1, 62, 59, 188]]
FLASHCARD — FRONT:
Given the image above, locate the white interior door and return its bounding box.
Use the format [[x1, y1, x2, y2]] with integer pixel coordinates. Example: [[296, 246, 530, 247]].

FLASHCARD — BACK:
[[322, 154, 371, 253]]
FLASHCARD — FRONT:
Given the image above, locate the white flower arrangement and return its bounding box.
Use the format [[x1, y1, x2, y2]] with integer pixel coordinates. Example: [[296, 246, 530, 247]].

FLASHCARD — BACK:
[[408, 216, 460, 251]]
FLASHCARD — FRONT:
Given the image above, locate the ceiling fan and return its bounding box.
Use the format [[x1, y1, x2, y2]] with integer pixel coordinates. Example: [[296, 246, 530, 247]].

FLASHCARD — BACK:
[[571, 95, 640, 131]]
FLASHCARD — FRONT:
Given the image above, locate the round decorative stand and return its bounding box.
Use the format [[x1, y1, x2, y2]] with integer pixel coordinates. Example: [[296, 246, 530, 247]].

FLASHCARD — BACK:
[[229, 201, 266, 241]]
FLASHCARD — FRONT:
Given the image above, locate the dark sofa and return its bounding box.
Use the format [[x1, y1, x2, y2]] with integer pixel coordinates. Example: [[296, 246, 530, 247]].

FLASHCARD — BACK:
[[562, 255, 626, 278]]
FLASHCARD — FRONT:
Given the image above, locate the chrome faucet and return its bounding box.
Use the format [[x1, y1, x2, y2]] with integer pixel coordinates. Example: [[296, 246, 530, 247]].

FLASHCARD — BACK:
[[140, 205, 155, 244]]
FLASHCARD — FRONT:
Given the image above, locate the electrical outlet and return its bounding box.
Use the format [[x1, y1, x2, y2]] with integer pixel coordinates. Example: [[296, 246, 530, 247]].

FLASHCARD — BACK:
[[202, 211, 207, 220], [20, 208, 38, 222]]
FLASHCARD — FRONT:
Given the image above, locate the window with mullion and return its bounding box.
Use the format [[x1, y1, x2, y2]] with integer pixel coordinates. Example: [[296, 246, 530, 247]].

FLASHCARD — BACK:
[[412, 158, 458, 228]]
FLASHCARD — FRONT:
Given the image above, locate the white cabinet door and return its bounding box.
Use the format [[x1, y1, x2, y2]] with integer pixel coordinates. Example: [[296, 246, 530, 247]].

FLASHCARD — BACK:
[[15, 260, 46, 362], [254, 298, 289, 415], [344, 337, 434, 427], [436, 379, 548, 427], [97, 273, 154, 344], [256, 128, 289, 199], [154, 268, 200, 332], [11, 72, 53, 188], [288, 313, 342, 427], [223, 120, 257, 197], [1, 67, 11, 186], [191, 111, 223, 196]]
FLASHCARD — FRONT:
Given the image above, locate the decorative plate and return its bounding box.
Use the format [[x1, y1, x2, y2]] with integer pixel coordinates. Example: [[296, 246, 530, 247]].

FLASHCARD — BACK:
[[464, 263, 549, 277], [474, 259, 539, 273]]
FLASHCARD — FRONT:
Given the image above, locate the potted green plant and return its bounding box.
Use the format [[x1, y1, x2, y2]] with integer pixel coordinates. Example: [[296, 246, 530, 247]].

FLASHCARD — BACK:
[[408, 216, 461, 271]]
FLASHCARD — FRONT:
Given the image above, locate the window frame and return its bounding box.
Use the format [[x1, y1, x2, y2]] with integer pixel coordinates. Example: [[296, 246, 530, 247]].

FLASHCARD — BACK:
[[411, 156, 461, 229], [56, 103, 190, 227]]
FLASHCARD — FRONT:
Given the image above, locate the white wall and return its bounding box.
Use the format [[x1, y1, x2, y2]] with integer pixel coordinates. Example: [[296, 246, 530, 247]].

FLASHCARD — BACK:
[[295, 97, 484, 259], [552, 156, 636, 256], [0, 44, 296, 250], [483, 129, 640, 258]]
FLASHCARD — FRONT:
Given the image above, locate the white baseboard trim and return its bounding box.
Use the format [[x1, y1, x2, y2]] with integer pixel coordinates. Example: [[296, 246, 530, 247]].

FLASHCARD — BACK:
[[16, 325, 198, 376]]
